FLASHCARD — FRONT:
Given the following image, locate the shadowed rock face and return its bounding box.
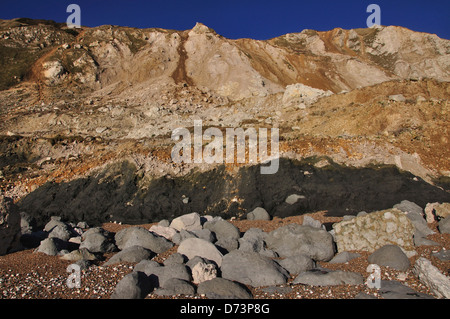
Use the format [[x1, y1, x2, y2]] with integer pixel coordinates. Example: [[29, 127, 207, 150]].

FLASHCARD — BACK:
[[17, 157, 450, 227]]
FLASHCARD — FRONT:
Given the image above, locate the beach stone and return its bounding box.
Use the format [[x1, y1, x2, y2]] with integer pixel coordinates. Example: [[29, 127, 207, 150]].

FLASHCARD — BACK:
[[35, 237, 66, 256], [413, 257, 450, 299], [191, 228, 215, 242], [60, 248, 99, 261], [265, 224, 335, 261], [154, 278, 195, 296], [80, 227, 116, 253], [302, 215, 324, 229], [332, 208, 415, 254], [328, 251, 361, 264], [368, 245, 411, 271], [110, 271, 152, 299], [48, 224, 73, 241], [238, 228, 276, 257], [293, 269, 364, 286], [163, 252, 186, 265], [204, 219, 240, 242], [178, 238, 223, 267], [278, 254, 315, 275], [0, 195, 22, 255], [170, 212, 202, 232], [432, 249, 450, 261], [104, 245, 153, 266], [115, 226, 173, 254], [197, 277, 252, 299], [378, 280, 434, 299], [438, 217, 450, 234], [149, 225, 178, 241], [285, 194, 305, 205], [171, 229, 197, 245], [394, 200, 434, 236], [247, 207, 270, 220], [192, 261, 217, 284], [221, 250, 289, 287]]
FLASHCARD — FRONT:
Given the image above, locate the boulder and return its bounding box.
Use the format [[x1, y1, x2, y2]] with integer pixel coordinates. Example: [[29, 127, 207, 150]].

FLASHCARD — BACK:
[[302, 215, 324, 229], [238, 228, 276, 257], [204, 219, 240, 242], [110, 271, 152, 299], [293, 269, 364, 286], [48, 224, 73, 241], [221, 250, 289, 287], [197, 278, 252, 299], [171, 229, 198, 245], [191, 262, 217, 284], [247, 207, 270, 220], [115, 226, 173, 254], [265, 224, 335, 261], [169, 212, 202, 232], [332, 208, 415, 254], [178, 238, 223, 267], [378, 280, 434, 299], [285, 194, 306, 205], [163, 252, 186, 266], [413, 257, 450, 299], [394, 200, 434, 236], [79, 227, 116, 253], [154, 278, 195, 296], [35, 237, 66, 256], [278, 254, 315, 275], [328, 251, 361, 264], [0, 195, 22, 255], [438, 217, 450, 234], [60, 248, 100, 261], [367, 245, 411, 271], [149, 225, 178, 241], [134, 262, 191, 288], [104, 245, 153, 266]]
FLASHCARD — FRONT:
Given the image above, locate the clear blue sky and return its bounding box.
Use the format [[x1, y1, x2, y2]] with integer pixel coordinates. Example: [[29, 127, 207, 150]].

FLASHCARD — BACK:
[[1, 0, 449, 40]]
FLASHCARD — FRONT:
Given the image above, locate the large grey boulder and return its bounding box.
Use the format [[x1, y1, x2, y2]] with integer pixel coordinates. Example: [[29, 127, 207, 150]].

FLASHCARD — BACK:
[[238, 228, 276, 257], [221, 250, 289, 287], [134, 262, 191, 288], [293, 269, 364, 286], [170, 212, 202, 232], [115, 226, 173, 254], [278, 254, 315, 275], [0, 195, 22, 255], [378, 280, 434, 299], [110, 271, 152, 299], [35, 237, 66, 256], [247, 207, 270, 221], [368, 245, 411, 271], [438, 217, 450, 234], [197, 278, 252, 299], [394, 200, 435, 237], [48, 224, 73, 241], [265, 224, 335, 261], [204, 219, 241, 242], [178, 238, 223, 267], [154, 278, 195, 296], [104, 245, 153, 266], [80, 227, 117, 253]]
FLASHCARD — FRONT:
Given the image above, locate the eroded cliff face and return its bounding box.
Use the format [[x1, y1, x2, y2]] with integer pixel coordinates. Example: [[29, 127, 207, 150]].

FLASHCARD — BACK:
[[0, 18, 449, 222]]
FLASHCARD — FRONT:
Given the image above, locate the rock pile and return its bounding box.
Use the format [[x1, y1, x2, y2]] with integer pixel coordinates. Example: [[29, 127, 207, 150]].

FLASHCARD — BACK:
[[9, 200, 450, 299]]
